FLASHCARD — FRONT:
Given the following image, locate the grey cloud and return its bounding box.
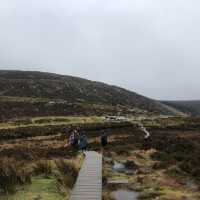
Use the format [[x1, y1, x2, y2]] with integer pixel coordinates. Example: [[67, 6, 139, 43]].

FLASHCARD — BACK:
[[0, 0, 200, 100]]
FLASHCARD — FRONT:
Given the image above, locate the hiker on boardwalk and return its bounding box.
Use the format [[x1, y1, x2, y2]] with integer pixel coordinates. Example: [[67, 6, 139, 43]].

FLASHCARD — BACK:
[[69, 132, 74, 144], [67, 130, 78, 149], [79, 134, 88, 152], [101, 132, 108, 147], [73, 130, 79, 148]]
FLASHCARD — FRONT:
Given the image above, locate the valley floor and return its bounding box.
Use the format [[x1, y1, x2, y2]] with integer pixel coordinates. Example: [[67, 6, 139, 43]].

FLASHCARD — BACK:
[[0, 116, 200, 200]]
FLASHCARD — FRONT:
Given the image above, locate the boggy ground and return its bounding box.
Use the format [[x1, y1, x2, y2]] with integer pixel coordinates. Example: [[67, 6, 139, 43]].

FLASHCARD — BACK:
[[102, 118, 200, 200], [1, 116, 200, 200], [0, 131, 84, 200], [0, 119, 134, 200], [0, 135, 77, 199]]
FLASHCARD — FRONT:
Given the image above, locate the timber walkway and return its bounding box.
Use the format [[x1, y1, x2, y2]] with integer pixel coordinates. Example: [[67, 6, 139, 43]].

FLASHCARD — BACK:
[[70, 151, 102, 200]]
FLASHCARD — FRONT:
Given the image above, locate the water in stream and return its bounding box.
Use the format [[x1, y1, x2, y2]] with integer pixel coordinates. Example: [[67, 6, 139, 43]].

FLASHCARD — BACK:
[[113, 161, 126, 172], [113, 160, 135, 174], [111, 189, 138, 200], [111, 161, 139, 199]]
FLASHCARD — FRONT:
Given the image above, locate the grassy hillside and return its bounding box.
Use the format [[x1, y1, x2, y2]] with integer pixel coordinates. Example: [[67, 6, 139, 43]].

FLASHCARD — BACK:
[[0, 70, 178, 120]]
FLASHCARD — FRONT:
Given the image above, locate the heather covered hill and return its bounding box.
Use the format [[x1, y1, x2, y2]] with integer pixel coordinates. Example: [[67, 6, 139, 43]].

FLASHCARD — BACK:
[[162, 100, 200, 116], [0, 70, 180, 120]]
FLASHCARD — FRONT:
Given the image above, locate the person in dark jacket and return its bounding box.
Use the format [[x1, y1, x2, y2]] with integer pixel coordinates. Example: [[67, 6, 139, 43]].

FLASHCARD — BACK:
[[79, 134, 88, 152], [101, 133, 108, 147], [73, 130, 79, 149]]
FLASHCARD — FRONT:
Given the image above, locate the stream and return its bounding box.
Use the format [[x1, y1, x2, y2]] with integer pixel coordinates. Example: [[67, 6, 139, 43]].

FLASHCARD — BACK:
[[109, 161, 139, 199], [111, 190, 138, 200], [113, 161, 126, 172], [106, 122, 147, 200]]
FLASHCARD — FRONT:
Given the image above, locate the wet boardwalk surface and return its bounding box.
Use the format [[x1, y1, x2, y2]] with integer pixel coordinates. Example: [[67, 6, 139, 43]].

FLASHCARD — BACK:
[[70, 151, 102, 200]]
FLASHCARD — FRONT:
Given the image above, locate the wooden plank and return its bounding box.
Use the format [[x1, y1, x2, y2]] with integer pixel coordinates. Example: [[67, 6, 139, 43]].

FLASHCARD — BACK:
[[70, 151, 102, 200]]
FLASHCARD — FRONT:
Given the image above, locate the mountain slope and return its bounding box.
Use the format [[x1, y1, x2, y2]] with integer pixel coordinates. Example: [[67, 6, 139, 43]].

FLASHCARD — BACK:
[[0, 70, 179, 119], [162, 100, 200, 116]]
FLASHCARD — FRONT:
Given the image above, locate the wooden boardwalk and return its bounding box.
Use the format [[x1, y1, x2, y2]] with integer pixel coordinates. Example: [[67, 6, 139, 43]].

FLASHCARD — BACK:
[[70, 151, 102, 200]]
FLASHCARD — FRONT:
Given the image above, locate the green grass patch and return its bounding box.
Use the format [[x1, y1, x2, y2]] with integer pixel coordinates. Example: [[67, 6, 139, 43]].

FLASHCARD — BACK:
[[0, 156, 84, 200], [0, 116, 104, 129], [0, 176, 67, 200]]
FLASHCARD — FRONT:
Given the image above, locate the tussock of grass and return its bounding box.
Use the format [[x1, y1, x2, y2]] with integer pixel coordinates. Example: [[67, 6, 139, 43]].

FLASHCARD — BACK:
[[55, 156, 83, 189], [0, 155, 84, 199], [103, 191, 115, 200], [33, 160, 52, 177], [0, 158, 31, 194]]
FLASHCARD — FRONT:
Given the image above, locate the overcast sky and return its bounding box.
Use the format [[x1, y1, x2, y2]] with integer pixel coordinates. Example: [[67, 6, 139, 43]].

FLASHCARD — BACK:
[[0, 0, 200, 100]]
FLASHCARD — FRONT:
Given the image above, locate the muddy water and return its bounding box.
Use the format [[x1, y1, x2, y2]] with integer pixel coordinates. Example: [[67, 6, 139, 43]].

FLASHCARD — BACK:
[[111, 161, 139, 199], [111, 190, 138, 200], [113, 161, 126, 172], [113, 161, 135, 175]]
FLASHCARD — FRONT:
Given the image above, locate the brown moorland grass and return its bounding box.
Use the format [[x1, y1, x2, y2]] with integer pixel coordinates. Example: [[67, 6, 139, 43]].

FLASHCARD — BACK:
[[0, 154, 83, 197], [1, 117, 200, 199], [55, 155, 84, 189], [0, 158, 31, 194]]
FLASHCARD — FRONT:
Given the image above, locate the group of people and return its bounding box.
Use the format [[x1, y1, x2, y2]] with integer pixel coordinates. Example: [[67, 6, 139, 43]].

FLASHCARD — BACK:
[[68, 129, 108, 152]]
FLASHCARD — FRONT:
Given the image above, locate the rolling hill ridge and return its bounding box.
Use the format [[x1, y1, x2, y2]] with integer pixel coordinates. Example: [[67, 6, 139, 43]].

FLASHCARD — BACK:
[[162, 100, 200, 116], [0, 70, 182, 120]]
